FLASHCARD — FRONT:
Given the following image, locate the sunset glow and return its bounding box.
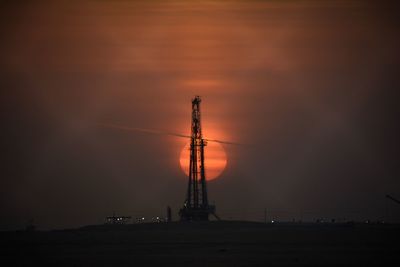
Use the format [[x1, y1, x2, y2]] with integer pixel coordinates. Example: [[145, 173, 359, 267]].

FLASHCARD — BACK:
[[2, 0, 399, 232]]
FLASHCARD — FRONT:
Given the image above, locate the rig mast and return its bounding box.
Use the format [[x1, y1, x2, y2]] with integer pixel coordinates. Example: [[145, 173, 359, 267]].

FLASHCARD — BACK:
[[179, 96, 218, 221]]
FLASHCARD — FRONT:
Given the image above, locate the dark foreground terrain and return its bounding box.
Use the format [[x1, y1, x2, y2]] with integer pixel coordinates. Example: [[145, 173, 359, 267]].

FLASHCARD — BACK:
[[1, 221, 399, 266]]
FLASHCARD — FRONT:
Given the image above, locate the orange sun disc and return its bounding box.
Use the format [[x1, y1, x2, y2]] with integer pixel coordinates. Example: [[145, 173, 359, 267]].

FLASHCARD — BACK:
[[179, 141, 227, 181]]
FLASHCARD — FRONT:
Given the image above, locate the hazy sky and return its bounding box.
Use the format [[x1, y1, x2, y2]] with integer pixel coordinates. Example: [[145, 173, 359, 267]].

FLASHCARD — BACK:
[[1, 0, 399, 230]]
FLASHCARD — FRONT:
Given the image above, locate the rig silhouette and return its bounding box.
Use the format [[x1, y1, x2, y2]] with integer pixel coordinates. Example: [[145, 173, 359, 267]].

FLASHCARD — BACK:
[[179, 96, 220, 221], [98, 96, 241, 221]]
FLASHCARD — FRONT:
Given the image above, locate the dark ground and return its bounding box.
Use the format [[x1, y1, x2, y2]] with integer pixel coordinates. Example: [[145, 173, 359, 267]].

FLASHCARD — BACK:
[[1, 221, 399, 266]]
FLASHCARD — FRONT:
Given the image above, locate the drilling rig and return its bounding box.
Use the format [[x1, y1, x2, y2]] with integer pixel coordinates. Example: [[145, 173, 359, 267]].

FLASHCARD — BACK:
[[98, 96, 233, 221], [179, 96, 219, 221]]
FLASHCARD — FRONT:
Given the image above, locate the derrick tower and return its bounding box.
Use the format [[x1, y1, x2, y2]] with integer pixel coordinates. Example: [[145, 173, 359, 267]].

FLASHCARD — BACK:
[[179, 96, 217, 221]]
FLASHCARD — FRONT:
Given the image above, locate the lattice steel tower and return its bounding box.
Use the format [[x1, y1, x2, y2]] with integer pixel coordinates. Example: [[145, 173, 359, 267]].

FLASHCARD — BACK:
[[179, 96, 217, 221]]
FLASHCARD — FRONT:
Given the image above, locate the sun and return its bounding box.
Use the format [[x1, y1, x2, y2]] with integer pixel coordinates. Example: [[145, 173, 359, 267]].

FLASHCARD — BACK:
[[179, 141, 227, 181]]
